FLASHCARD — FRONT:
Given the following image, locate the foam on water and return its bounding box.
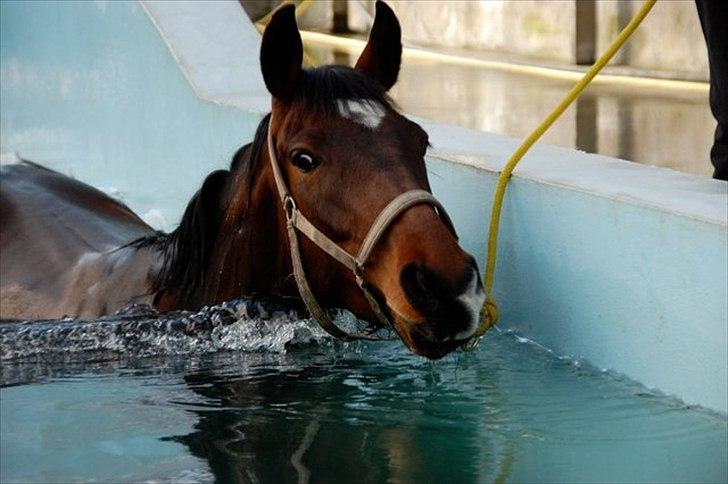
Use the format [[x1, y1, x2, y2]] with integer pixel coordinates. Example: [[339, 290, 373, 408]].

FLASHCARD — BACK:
[[0, 298, 387, 361]]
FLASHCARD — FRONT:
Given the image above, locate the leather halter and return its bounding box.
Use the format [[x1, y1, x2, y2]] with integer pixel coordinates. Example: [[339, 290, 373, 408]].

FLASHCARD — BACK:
[[266, 119, 456, 341]]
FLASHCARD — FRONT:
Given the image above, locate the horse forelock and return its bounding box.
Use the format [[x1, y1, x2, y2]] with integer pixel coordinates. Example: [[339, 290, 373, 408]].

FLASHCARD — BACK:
[[291, 66, 394, 116]]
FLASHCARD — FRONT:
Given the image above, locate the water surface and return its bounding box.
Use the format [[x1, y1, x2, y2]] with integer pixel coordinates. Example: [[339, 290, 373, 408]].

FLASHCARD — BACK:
[[2, 315, 726, 483]]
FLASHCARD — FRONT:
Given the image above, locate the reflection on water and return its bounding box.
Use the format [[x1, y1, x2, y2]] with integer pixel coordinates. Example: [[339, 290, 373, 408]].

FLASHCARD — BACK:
[[305, 43, 715, 177], [2, 331, 726, 483]]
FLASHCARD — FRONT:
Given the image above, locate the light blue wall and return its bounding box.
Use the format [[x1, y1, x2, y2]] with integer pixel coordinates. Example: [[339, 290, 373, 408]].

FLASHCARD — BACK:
[[428, 159, 727, 413], [0, 0, 261, 229]]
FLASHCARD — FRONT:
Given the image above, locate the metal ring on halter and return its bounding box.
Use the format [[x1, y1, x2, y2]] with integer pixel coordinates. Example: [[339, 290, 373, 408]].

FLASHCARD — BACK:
[[353, 263, 365, 285], [283, 195, 296, 222]]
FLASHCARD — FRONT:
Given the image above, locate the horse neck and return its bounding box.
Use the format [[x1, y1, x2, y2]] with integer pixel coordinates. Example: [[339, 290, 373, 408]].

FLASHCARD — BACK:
[[202, 147, 294, 305]]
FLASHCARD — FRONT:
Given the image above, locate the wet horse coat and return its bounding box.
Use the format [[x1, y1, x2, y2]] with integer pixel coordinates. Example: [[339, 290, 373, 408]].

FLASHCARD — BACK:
[[0, 2, 484, 359], [0, 162, 159, 319]]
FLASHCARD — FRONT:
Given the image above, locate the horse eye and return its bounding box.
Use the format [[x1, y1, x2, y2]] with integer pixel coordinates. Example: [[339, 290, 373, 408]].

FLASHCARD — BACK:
[[290, 151, 319, 173]]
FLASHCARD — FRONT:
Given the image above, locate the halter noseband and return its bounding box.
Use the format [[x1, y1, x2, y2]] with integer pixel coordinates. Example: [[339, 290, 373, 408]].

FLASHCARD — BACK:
[[266, 119, 456, 341]]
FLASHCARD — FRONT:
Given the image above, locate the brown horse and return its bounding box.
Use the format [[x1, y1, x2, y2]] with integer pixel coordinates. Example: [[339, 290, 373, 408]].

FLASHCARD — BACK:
[[0, 2, 484, 359]]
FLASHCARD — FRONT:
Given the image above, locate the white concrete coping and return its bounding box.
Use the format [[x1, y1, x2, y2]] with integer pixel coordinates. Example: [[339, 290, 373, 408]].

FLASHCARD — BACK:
[[142, 0, 269, 112], [423, 123, 727, 227]]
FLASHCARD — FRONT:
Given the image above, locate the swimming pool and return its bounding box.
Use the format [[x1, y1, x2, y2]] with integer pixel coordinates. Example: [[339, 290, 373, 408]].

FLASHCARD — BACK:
[[2, 314, 726, 483]]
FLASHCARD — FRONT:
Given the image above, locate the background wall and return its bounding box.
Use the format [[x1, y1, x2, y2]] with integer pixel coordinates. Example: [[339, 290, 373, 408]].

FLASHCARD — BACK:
[[387, 0, 576, 63], [595, 0, 708, 80], [300, 0, 709, 81]]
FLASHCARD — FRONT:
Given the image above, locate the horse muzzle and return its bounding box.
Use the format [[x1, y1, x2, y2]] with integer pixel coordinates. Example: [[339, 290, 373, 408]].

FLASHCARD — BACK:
[[391, 260, 485, 359]]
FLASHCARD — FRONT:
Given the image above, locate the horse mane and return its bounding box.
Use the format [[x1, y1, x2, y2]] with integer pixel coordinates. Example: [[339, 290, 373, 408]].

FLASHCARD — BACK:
[[125, 114, 271, 304], [133, 65, 393, 306]]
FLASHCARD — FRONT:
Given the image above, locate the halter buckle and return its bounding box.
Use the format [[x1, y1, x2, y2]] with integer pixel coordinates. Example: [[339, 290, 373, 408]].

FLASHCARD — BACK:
[[283, 195, 297, 223], [354, 263, 366, 288]]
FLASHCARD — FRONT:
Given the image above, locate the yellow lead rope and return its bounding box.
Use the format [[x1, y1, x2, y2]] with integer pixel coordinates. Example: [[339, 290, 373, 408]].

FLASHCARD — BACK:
[[464, 0, 657, 350]]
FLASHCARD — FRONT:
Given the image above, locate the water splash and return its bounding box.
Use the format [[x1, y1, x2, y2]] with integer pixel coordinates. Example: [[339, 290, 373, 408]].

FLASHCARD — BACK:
[[0, 298, 383, 361]]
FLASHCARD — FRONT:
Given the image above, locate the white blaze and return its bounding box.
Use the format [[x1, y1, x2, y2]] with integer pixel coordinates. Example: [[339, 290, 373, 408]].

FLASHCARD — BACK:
[[336, 99, 386, 129]]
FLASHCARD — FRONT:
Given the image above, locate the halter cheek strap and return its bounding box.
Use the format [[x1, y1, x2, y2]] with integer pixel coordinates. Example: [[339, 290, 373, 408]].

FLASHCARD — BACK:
[[266, 119, 456, 341]]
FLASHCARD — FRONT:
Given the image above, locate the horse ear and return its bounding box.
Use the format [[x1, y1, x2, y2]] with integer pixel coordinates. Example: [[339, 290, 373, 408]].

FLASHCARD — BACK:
[[260, 4, 303, 101], [355, 1, 402, 91]]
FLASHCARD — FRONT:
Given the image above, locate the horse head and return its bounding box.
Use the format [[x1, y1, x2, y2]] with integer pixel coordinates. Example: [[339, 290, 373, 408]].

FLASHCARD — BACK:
[[259, 1, 485, 359]]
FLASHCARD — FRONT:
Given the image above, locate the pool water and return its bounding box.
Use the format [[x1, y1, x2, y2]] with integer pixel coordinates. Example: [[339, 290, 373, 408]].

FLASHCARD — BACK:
[[2, 316, 726, 483]]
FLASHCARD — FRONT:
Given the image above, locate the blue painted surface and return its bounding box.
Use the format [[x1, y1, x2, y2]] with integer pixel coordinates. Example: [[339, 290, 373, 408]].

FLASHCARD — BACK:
[[428, 158, 727, 413], [0, 0, 260, 229], [1, 0, 726, 416]]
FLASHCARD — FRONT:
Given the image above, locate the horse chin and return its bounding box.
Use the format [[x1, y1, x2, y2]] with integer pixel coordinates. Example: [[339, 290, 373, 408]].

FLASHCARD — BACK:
[[364, 279, 467, 359], [390, 313, 465, 360]]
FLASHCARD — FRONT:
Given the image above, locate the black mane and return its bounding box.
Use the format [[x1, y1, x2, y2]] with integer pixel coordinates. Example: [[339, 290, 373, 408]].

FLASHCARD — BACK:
[[135, 65, 391, 304]]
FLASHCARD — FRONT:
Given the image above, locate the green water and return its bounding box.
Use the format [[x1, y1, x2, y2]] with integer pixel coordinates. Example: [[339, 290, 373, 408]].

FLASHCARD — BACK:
[[2, 330, 726, 483]]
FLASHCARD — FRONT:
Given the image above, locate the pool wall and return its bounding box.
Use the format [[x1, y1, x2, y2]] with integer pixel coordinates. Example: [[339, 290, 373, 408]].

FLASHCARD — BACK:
[[1, 0, 725, 414]]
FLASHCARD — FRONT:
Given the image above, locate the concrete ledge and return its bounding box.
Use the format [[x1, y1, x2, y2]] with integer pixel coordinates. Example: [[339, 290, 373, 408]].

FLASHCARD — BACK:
[[422, 121, 726, 226], [142, 0, 268, 112]]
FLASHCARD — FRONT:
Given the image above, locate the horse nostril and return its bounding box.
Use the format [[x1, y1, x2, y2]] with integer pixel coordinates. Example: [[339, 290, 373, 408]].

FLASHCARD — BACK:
[[400, 262, 451, 316], [399, 261, 484, 345]]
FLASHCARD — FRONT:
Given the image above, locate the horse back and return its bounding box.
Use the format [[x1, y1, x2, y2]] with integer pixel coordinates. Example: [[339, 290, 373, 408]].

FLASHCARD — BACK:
[[0, 162, 156, 319]]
